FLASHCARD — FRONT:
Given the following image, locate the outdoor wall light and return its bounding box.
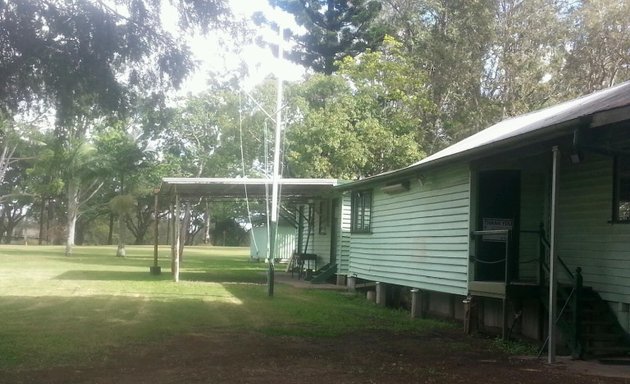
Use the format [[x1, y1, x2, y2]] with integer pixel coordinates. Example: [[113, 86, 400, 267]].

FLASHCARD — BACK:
[[381, 180, 410, 194]]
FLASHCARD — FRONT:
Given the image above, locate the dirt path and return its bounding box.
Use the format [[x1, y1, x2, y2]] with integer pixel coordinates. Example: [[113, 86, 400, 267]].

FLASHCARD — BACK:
[[1, 330, 625, 384]]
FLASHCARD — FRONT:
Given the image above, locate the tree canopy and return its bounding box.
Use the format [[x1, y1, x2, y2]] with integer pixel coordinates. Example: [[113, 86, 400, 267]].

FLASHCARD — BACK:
[[267, 0, 386, 74], [0, 0, 231, 122], [2, 0, 630, 248]]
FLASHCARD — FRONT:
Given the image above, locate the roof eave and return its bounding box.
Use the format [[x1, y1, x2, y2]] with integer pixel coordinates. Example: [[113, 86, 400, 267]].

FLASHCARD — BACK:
[[336, 116, 585, 192]]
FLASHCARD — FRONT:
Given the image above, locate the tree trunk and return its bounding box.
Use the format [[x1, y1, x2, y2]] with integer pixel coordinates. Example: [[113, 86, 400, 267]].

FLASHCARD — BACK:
[[46, 199, 54, 244], [75, 219, 86, 245], [65, 178, 80, 256], [116, 213, 126, 257], [203, 200, 211, 245], [38, 198, 46, 245], [134, 233, 145, 245], [0, 209, 6, 243], [107, 212, 114, 245], [130, 205, 151, 245]]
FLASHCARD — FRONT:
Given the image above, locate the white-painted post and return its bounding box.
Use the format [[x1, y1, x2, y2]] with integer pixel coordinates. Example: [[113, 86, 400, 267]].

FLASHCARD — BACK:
[[173, 193, 181, 283], [411, 289, 424, 318], [548, 146, 560, 363], [170, 202, 175, 271]]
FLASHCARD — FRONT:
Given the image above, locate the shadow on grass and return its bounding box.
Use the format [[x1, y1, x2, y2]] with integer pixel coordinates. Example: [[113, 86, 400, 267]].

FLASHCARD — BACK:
[[0, 294, 247, 370], [54, 270, 267, 284], [179, 271, 267, 284], [48, 256, 253, 271], [55, 270, 171, 281], [49, 256, 160, 268]]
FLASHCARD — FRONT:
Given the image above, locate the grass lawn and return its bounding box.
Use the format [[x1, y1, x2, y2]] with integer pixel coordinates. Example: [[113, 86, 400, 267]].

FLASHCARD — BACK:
[[0, 245, 445, 370]]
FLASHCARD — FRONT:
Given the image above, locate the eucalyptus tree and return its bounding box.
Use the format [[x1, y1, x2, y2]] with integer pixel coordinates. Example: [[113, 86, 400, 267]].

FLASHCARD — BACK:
[[285, 37, 426, 179], [482, 0, 571, 117], [379, 0, 496, 149], [158, 78, 290, 248], [0, 121, 35, 243], [0, 125, 17, 187], [561, 0, 630, 95], [60, 123, 108, 255], [163, 96, 223, 179]]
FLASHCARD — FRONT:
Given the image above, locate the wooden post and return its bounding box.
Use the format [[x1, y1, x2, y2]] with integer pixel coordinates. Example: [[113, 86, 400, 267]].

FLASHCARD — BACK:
[[502, 297, 509, 340], [478, 299, 485, 332], [537, 222, 545, 287], [150, 190, 161, 275], [463, 295, 472, 334], [572, 267, 583, 359], [375, 282, 387, 306], [502, 231, 511, 340], [537, 222, 545, 342], [411, 289, 426, 319]]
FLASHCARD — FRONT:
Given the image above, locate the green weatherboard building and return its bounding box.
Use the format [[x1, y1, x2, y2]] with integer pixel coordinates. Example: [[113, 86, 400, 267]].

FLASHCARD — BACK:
[[337, 81, 630, 359]]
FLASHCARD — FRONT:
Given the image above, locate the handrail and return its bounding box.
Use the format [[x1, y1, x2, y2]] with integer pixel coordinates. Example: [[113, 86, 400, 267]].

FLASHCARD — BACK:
[[471, 229, 510, 236], [558, 257, 575, 281], [537, 286, 576, 358], [536, 222, 584, 358], [470, 229, 511, 285], [540, 234, 551, 249], [538, 226, 574, 282]]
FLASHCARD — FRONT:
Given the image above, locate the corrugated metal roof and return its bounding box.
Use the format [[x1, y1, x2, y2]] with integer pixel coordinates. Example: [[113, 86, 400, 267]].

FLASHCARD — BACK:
[[339, 81, 630, 189], [159, 177, 339, 199]]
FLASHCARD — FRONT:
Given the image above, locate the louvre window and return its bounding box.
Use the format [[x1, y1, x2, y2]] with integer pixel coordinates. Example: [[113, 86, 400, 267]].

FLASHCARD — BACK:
[[613, 156, 630, 222], [351, 190, 372, 233]]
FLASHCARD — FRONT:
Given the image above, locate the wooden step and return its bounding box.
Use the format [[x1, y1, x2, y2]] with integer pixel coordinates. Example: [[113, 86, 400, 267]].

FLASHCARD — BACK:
[[583, 333, 625, 341], [587, 345, 630, 356], [539, 281, 630, 358], [582, 319, 616, 326]]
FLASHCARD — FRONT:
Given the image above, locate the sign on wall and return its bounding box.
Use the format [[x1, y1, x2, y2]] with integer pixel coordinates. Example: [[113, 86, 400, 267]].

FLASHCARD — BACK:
[[482, 218, 513, 242]]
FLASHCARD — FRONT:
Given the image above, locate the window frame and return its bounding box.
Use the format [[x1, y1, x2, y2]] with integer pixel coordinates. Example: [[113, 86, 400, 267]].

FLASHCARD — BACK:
[[612, 155, 630, 223], [351, 189, 373, 233]]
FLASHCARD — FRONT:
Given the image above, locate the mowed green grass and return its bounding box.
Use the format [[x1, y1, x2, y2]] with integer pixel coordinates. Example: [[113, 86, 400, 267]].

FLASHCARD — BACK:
[[0, 245, 445, 370]]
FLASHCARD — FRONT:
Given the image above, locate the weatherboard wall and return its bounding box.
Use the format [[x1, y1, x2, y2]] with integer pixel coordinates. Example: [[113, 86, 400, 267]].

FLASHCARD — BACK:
[[555, 153, 630, 329], [299, 205, 314, 254], [297, 202, 333, 267], [251, 225, 296, 261], [312, 204, 332, 266], [348, 164, 471, 295]]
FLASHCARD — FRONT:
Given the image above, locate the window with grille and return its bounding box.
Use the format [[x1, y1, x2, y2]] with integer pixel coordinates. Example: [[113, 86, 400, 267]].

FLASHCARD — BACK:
[[351, 190, 372, 233]]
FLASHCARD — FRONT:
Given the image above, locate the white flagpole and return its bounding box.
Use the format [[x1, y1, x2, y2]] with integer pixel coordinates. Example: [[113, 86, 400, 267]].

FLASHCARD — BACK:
[[268, 23, 284, 297]]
